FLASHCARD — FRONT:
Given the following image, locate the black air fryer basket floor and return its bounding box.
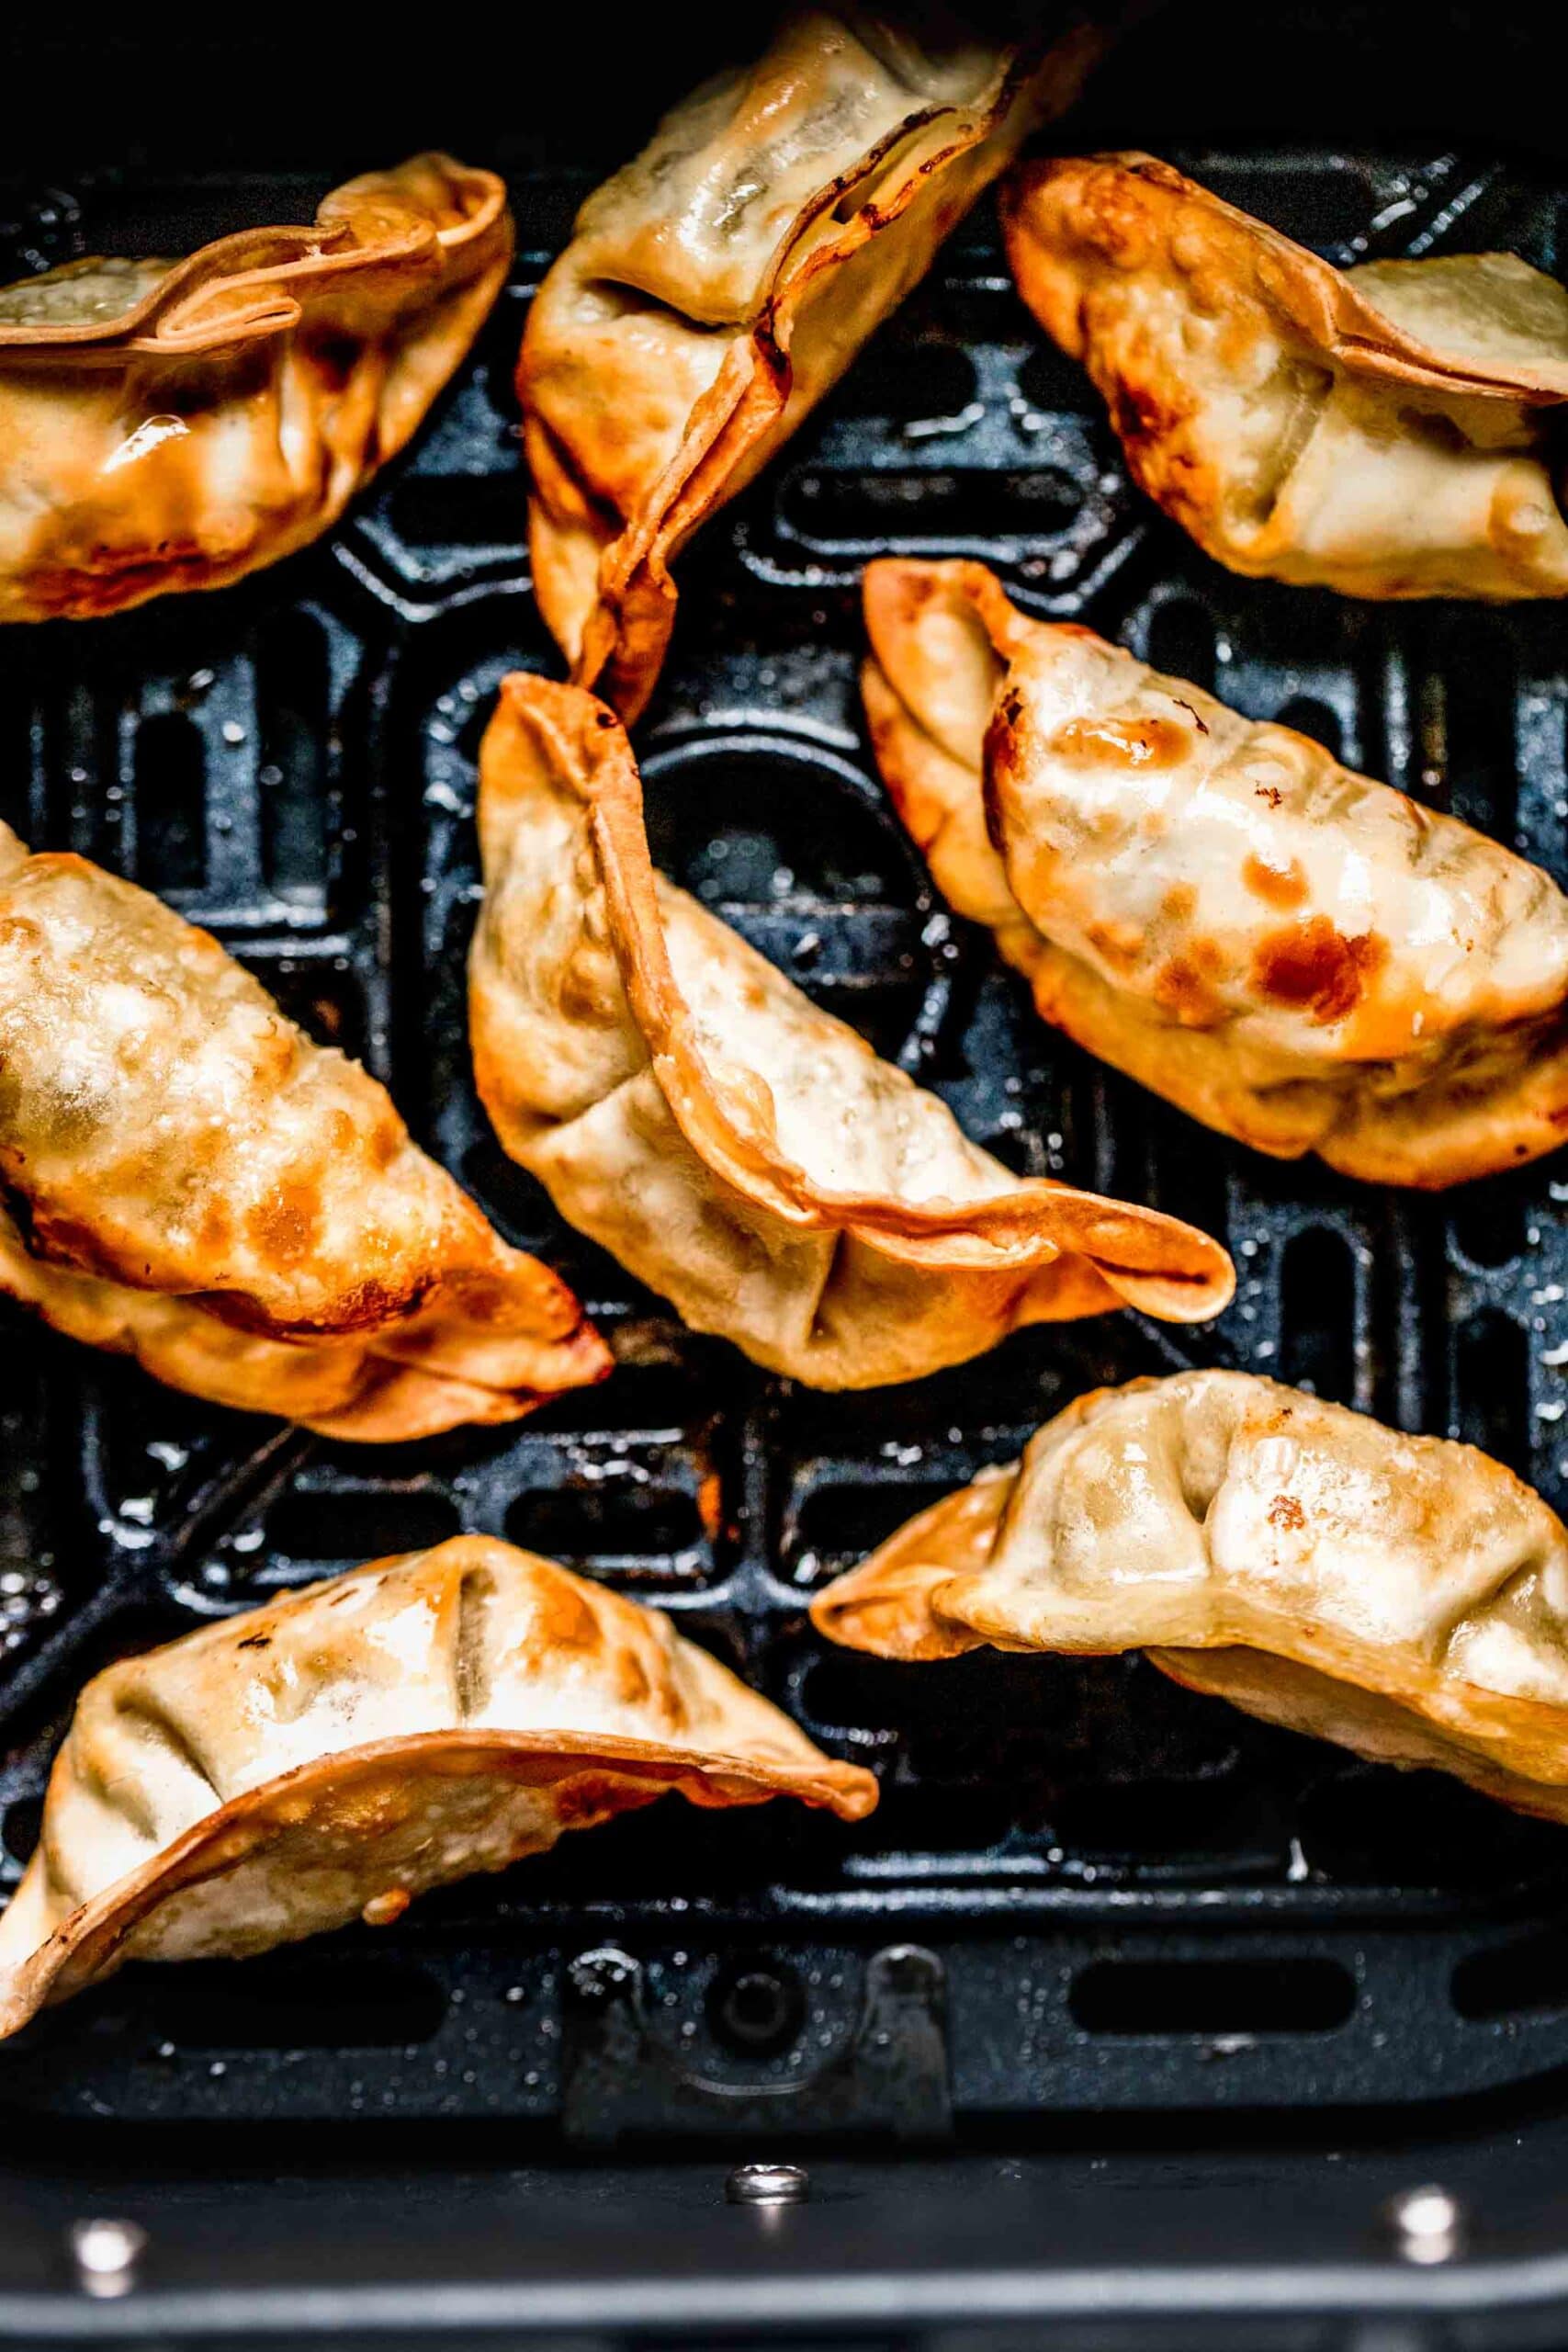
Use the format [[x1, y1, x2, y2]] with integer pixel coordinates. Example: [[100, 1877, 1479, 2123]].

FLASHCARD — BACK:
[[5, 7, 1568, 2344]]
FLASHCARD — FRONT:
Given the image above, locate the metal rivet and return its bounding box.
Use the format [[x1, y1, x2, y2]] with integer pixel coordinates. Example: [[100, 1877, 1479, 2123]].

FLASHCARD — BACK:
[[69, 2218, 146, 2298], [1386, 2184, 1463, 2264], [726, 2162, 809, 2207]]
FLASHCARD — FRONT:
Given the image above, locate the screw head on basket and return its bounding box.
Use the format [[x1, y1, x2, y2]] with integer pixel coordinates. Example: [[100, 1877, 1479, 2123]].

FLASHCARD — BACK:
[[68, 2218, 146, 2297], [1386, 2184, 1463, 2263], [725, 2162, 810, 2207]]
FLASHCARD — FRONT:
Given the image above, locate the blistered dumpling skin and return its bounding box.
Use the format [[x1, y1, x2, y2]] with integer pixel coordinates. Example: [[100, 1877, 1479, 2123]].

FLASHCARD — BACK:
[[1002, 153, 1568, 599], [0, 1537, 875, 2033], [467, 675, 1233, 1390], [812, 1370, 1568, 1821], [862, 558, 1568, 1186], [518, 10, 1106, 718], [0, 822, 606, 1437], [0, 155, 512, 620]]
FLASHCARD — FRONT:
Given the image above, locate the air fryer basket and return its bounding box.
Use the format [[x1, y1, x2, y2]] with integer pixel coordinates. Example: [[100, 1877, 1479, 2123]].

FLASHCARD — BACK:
[[3, 5, 1568, 2345]]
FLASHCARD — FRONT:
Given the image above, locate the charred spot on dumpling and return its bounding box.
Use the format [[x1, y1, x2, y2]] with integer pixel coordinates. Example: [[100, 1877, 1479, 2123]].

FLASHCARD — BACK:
[[244, 1181, 324, 1271], [1049, 713, 1191, 768], [197, 1198, 235, 1252], [1242, 851, 1309, 911], [985, 684, 1028, 764], [886, 564, 946, 628], [523, 1563, 610, 1658], [183, 1127, 233, 1175], [982, 691, 1030, 854], [614, 1646, 654, 1711], [1252, 918, 1387, 1024], [320, 1776, 421, 1840], [1110, 376, 1189, 453], [304, 332, 361, 392], [12, 1204, 128, 1281], [244, 1014, 305, 1091], [1152, 941, 1227, 1026], [1086, 917, 1147, 974], [1267, 1492, 1306, 1531], [348, 1110, 407, 1175], [239, 1272, 432, 1341], [550, 1770, 646, 1829], [1068, 173, 1157, 271]]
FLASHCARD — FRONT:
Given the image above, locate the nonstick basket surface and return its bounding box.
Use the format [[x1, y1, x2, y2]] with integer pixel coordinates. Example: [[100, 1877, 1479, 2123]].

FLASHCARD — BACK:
[[4, 104, 1568, 2165]]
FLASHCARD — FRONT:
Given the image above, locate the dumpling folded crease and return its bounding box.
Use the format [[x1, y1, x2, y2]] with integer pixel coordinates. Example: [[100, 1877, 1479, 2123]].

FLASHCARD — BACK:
[[0, 822, 607, 1438], [0, 1535, 875, 2034], [862, 555, 1568, 1185], [468, 674, 1234, 1389], [812, 1370, 1568, 1821], [0, 153, 513, 619], [519, 7, 1106, 718], [1001, 151, 1568, 599]]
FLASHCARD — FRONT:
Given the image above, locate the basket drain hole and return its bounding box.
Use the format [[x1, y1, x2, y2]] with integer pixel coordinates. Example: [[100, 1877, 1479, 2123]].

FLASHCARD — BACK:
[[2, 1796, 41, 1868], [1426, 620, 1517, 839], [1450, 1180, 1529, 1270], [257, 611, 331, 902], [789, 1478, 964, 1574], [1279, 1227, 1358, 1403], [643, 752, 908, 911], [1129, 1090, 1230, 1251], [1145, 601, 1217, 695], [1017, 344, 1102, 417], [504, 1485, 705, 1564], [266, 1490, 461, 1565], [1451, 1928, 1568, 2021], [1455, 1308, 1532, 1476], [777, 466, 1077, 548], [1274, 695, 1344, 761], [821, 341, 976, 425], [134, 710, 208, 895], [390, 474, 525, 551], [1070, 1956, 1354, 2036]]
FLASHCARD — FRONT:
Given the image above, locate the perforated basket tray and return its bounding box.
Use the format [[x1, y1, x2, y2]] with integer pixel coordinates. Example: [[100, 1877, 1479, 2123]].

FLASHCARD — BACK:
[[0, 135, 1565, 2164]]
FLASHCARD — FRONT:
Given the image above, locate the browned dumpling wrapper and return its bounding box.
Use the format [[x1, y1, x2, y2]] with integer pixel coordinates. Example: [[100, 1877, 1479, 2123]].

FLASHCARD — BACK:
[[0, 1536, 874, 2034], [1001, 152, 1568, 599], [519, 10, 1104, 719], [812, 1370, 1568, 1822], [0, 154, 512, 621], [0, 824, 607, 1438], [863, 558, 1568, 1186], [468, 676, 1233, 1389]]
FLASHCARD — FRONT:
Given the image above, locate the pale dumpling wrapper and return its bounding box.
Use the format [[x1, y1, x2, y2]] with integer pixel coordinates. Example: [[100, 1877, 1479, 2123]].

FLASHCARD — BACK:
[[0, 1536, 875, 2034], [1002, 151, 1568, 599], [0, 823, 606, 1438], [0, 154, 512, 620], [519, 9, 1104, 718], [862, 556, 1568, 1187], [467, 674, 1234, 1390], [813, 1370, 1568, 1821]]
